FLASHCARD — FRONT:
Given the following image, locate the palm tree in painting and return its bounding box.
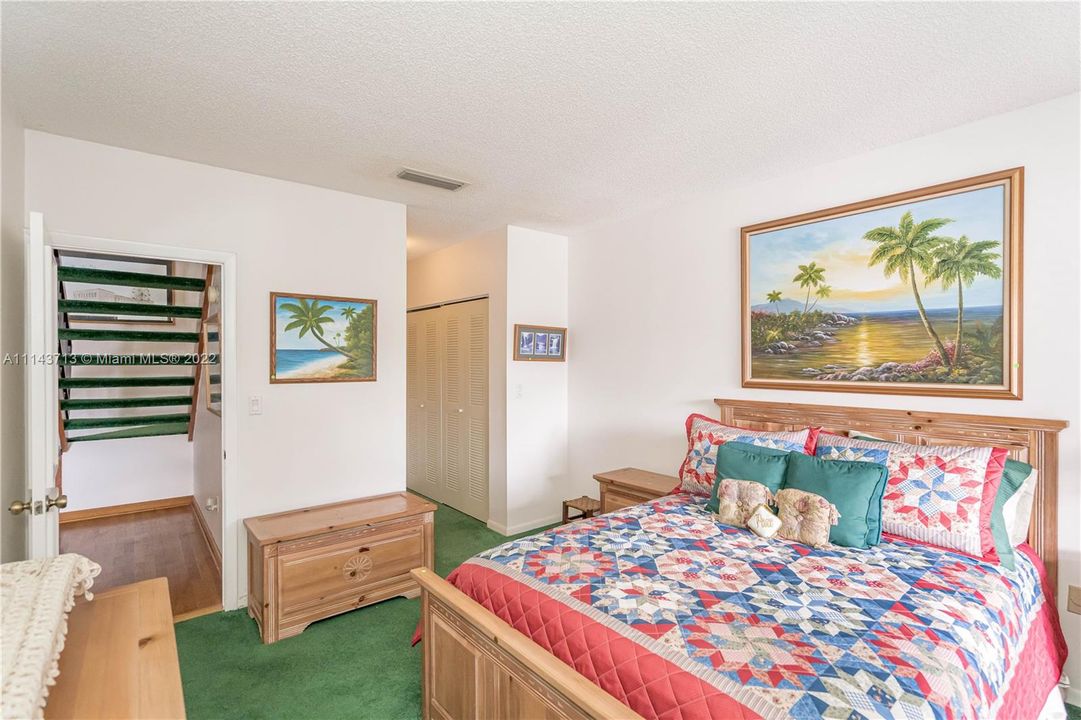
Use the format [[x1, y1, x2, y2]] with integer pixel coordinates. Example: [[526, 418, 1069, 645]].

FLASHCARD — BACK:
[[792, 262, 826, 314], [864, 211, 953, 370], [766, 290, 783, 310], [928, 236, 1001, 366], [808, 284, 832, 312], [341, 306, 357, 322], [280, 298, 363, 361]]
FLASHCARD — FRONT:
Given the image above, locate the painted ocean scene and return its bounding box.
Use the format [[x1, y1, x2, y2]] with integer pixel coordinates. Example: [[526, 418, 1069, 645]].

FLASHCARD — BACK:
[[748, 185, 1008, 387], [272, 295, 375, 382]]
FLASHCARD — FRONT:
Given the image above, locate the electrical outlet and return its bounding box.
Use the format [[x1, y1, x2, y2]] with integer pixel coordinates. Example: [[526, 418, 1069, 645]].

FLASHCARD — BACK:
[[1068, 585, 1081, 615]]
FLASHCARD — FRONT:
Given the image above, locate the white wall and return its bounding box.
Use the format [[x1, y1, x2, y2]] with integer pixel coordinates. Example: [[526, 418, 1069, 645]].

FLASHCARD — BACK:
[[61, 437, 194, 509], [0, 87, 26, 562], [193, 265, 223, 552], [505, 226, 569, 533], [567, 93, 1081, 699], [192, 386, 222, 552], [407, 230, 508, 526], [26, 132, 407, 603], [406, 225, 569, 534]]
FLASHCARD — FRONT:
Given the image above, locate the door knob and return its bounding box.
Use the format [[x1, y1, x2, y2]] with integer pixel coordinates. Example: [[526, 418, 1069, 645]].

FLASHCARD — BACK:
[[8, 499, 32, 515], [46, 494, 68, 511]]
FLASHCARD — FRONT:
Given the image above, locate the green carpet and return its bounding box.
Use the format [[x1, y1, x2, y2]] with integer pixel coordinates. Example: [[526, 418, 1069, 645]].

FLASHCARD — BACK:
[[1068, 702, 1080, 720], [175, 500, 552, 720]]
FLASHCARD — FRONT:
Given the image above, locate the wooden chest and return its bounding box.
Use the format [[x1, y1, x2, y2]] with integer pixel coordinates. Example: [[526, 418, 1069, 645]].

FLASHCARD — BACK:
[[244, 492, 435, 643]]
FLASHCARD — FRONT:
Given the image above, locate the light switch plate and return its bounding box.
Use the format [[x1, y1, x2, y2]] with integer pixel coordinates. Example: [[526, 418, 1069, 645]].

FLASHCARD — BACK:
[[1068, 585, 1081, 615], [249, 395, 263, 415]]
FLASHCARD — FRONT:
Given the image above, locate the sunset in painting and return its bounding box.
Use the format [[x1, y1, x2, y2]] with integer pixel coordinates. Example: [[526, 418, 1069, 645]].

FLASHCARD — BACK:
[[748, 184, 1009, 388]]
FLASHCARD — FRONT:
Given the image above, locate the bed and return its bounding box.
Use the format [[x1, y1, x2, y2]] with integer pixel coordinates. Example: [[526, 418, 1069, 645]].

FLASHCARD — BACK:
[[412, 398, 1069, 720]]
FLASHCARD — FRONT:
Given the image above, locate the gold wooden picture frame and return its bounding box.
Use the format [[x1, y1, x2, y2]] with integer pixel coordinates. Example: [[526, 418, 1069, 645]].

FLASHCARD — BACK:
[[513, 324, 567, 362], [741, 167, 1022, 399], [270, 292, 377, 383]]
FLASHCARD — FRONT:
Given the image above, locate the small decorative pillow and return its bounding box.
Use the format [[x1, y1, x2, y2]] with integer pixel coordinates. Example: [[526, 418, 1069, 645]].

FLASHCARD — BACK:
[[776, 488, 839, 548], [818, 435, 1007, 562], [678, 413, 819, 495], [746, 504, 782, 538], [713, 478, 774, 527]]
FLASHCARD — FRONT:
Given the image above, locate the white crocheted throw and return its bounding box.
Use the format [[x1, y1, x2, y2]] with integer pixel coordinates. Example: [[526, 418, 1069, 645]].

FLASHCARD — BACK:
[[1, 554, 101, 720]]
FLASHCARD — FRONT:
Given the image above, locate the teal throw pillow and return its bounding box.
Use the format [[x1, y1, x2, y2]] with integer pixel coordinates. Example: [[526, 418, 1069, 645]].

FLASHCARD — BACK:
[[782, 450, 888, 549]]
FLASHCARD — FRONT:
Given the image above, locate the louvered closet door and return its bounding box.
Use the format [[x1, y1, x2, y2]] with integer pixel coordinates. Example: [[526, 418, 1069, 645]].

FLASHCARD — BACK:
[[406, 307, 443, 504], [441, 299, 489, 521]]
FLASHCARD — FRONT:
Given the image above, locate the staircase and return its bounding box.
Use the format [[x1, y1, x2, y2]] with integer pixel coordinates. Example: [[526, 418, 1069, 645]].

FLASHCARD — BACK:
[[56, 264, 217, 446]]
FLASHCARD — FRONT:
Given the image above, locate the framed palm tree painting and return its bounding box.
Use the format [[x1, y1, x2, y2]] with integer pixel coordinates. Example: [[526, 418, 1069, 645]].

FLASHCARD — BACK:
[[270, 292, 377, 383], [741, 168, 1022, 399]]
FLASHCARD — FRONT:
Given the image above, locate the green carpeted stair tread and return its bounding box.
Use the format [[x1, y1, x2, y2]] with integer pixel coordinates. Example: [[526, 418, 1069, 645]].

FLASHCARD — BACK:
[[59, 376, 194, 389], [64, 413, 191, 430], [59, 328, 201, 343], [66, 422, 190, 443], [58, 354, 218, 366], [57, 266, 206, 291], [61, 396, 193, 410], [58, 299, 203, 319]]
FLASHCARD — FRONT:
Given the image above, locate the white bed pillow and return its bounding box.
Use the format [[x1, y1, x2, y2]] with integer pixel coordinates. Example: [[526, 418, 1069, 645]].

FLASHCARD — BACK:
[[1002, 467, 1038, 547]]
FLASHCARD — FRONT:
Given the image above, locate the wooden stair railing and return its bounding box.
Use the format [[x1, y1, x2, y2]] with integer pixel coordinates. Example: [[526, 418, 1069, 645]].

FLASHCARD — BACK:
[[187, 266, 215, 441]]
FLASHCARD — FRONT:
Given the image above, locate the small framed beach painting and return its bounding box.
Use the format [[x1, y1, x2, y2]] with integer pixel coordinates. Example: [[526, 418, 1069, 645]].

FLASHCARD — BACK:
[[742, 167, 1022, 399], [270, 292, 377, 383], [513, 324, 567, 362]]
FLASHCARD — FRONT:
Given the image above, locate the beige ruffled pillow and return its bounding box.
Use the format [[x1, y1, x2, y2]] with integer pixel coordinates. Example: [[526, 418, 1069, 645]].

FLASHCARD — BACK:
[[714, 478, 775, 527], [776, 488, 840, 548]]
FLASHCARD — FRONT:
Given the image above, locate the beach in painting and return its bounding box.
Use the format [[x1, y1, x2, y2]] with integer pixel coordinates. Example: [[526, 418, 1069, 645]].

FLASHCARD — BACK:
[[748, 183, 1008, 386], [273, 295, 375, 381], [274, 349, 352, 379]]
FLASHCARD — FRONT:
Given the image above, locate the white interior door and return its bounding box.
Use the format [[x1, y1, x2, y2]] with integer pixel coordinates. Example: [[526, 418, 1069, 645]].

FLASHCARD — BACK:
[[406, 307, 443, 503], [441, 299, 488, 520], [24, 211, 63, 558], [406, 299, 489, 520]]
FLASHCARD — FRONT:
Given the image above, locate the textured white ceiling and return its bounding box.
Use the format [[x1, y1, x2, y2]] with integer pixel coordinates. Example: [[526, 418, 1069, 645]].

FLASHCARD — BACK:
[[3, 2, 1078, 257]]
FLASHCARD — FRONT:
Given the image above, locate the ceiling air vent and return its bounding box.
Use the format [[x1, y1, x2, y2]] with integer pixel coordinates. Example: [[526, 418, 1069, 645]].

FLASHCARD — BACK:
[[396, 168, 468, 191]]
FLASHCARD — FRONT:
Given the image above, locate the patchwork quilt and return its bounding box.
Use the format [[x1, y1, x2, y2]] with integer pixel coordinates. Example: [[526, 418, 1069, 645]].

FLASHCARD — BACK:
[[448, 494, 1066, 720]]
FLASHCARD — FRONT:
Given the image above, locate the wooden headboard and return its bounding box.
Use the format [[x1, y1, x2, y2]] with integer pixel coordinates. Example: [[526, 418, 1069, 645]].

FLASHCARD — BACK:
[[715, 398, 1069, 590]]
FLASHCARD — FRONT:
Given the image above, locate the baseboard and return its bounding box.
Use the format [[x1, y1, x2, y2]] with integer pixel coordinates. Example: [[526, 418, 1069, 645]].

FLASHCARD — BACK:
[[173, 603, 223, 623], [488, 513, 562, 537], [59, 495, 193, 524], [189, 498, 222, 575], [1065, 684, 1079, 709]]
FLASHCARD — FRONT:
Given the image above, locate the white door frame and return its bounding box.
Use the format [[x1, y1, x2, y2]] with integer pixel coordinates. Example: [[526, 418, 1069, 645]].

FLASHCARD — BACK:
[[43, 223, 241, 611]]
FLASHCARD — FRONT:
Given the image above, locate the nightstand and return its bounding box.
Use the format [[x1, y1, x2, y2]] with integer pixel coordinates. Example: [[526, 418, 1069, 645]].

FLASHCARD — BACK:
[[594, 467, 679, 514]]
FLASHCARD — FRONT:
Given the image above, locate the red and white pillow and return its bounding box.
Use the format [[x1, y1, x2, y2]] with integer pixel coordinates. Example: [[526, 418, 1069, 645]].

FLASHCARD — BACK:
[[677, 414, 819, 496], [815, 435, 1007, 562]]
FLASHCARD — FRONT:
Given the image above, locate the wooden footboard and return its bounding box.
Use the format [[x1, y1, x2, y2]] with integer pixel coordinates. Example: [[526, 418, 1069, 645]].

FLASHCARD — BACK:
[[411, 568, 642, 720]]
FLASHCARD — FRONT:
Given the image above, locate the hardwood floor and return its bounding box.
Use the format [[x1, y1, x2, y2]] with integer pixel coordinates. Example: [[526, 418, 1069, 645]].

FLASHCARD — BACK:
[[60, 505, 222, 619]]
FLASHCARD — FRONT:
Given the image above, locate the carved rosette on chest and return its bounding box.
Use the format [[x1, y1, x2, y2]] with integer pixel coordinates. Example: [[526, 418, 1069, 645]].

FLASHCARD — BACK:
[[343, 550, 374, 582]]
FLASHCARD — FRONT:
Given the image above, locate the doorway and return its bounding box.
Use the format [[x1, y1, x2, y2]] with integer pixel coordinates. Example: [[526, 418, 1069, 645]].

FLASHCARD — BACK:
[[406, 297, 489, 521], [18, 215, 241, 613], [53, 249, 224, 619]]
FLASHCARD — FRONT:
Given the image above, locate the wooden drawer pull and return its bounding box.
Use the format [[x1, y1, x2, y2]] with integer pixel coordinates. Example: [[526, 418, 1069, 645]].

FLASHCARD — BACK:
[[357, 547, 370, 553]]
